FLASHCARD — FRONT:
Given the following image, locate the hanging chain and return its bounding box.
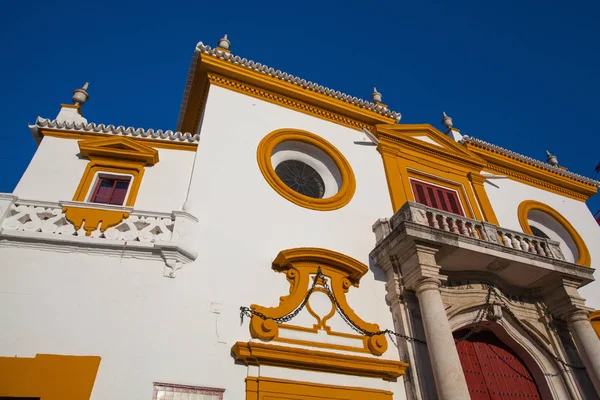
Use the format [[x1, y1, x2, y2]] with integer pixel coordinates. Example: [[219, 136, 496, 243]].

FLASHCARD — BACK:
[[239, 267, 585, 370]]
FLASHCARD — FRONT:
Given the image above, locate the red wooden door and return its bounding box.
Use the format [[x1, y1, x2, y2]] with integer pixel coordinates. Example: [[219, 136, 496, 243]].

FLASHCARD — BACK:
[[454, 329, 542, 399]]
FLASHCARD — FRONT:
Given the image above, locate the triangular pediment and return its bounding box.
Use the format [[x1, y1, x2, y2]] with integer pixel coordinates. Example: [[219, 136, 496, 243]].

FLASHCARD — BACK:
[[78, 136, 159, 165], [375, 124, 485, 168]]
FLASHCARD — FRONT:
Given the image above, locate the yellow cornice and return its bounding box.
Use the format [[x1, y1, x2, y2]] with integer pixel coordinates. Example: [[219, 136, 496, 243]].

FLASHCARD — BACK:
[[273, 247, 368, 282], [78, 136, 159, 166], [465, 143, 597, 201], [375, 124, 486, 170], [232, 341, 407, 380], [39, 129, 198, 152], [179, 55, 397, 134]]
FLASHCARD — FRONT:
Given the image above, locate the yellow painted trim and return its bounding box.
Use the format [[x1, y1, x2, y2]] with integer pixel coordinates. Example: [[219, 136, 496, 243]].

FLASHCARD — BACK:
[[63, 206, 130, 236], [517, 200, 591, 267], [39, 129, 198, 152], [374, 124, 500, 224], [380, 148, 408, 211], [590, 310, 600, 339], [72, 160, 144, 207], [179, 55, 397, 134], [250, 247, 387, 356], [465, 143, 597, 201], [245, 376, 394, 400], [232, 342, 407, 380], [68, 136, 159, 230], [0, 353, 100, 400], [257, 129, 356, 211], [468, 172, 500, 225]]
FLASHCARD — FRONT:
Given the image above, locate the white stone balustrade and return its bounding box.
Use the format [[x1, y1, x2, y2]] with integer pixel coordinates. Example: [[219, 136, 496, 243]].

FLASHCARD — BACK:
[[1, 199, 178, 243], [380, 201, 565, 261], [0, 194, 198, 277]]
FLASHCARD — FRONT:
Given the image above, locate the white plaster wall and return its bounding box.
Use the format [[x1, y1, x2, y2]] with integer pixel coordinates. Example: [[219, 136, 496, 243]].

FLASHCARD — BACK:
[[0, 86, 405, 399], [12, 136, 194, 213], [483, 176, 600, 308], [134, 148, 195, 213], [13, 136, 88, 202]]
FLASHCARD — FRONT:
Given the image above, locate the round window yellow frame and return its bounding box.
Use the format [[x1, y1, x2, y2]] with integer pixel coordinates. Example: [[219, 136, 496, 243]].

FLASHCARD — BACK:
[[257, 129, 356, 211], [517, 200, 591, 267]]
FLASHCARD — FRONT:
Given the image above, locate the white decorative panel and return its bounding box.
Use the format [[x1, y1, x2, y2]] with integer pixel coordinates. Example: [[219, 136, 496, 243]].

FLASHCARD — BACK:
[[153, 383, 224, 400]]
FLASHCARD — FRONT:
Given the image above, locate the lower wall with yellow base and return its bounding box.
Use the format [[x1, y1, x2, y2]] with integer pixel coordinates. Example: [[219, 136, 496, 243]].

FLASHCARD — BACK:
[[0, 354, 101, 400]]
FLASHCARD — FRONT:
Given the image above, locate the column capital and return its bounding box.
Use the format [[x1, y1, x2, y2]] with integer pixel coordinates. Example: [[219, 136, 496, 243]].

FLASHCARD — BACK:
[[540, 275, 591, 319], [415, 277, 442, 296], [566, 309, 592, 324], [398, 241, 446, 291]]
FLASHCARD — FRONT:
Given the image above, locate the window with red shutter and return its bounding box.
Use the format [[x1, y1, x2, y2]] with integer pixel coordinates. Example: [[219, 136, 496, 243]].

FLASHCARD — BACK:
[[410, 179, 465, 216], [90, 177, 131, 206]]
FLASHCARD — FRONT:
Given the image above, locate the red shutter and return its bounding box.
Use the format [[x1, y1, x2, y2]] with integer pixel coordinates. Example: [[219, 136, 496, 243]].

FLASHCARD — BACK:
[[410, 179, 465, 216], [91, 178, 130, 206]]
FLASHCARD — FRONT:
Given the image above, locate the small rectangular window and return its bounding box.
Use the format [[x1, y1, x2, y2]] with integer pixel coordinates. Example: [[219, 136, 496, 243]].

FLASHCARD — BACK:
[[90, 177, 131, 206], [410, 179, 465, 216]]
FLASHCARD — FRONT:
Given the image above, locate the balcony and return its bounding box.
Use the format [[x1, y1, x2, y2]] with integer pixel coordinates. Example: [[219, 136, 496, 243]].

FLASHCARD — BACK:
[[371, 202, 594, 288], [0, 194, 197, 277]]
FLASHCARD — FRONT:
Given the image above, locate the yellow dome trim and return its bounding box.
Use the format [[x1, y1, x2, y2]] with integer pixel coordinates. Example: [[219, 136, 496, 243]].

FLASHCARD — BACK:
[[257, 129, 356, 211], [517, 200, 591, 267]]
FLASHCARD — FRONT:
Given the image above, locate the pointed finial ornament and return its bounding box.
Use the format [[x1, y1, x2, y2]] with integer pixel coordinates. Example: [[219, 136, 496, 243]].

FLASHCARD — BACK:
[[217, 34, 231, 50], [72, 82, 89, 106], [546, 150, 559, 167], [442, 112, 453, 129], [371, 87, 382, 103]]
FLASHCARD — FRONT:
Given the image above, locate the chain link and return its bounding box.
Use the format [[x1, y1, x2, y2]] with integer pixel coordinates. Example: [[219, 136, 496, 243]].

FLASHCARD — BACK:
[[239, 267, 585, 371]]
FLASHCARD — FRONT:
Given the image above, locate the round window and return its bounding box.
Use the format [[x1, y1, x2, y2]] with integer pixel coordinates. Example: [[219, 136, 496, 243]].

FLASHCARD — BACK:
[[517, 200, 591, 266], [274, 160, 325, 199], [257, 129, 355, 211]]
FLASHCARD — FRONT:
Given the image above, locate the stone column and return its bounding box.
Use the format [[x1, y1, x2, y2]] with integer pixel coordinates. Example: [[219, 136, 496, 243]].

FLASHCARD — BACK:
[[401, 243, 470, 400], [414, 277, 470, 400], [567, 310, 600, 395]]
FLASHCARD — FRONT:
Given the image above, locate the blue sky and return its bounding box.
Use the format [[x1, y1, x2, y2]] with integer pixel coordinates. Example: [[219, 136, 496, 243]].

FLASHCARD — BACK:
[[1, 1, 599, 214]]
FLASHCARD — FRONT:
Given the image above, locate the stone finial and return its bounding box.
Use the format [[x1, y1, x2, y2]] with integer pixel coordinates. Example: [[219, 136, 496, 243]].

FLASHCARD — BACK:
[[546, 150, 559, 167], [371, 87, 382, 103], [72, 82, 89, 106], [442, 112, 453, 129], [217, 34, 231, 50]]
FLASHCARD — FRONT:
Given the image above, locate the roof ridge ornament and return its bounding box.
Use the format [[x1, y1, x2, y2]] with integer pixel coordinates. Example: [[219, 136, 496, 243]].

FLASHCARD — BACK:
[[217, 34, 231, 52], [72, 82, 89, 107], [371, 87, 382, 104], [546, 150, 559, 167], [442, 111, 453, 129], [442, 112, 463, 142]]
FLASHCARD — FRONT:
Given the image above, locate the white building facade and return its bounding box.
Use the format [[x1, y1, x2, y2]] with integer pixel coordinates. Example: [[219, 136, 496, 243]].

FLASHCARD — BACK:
[[1, 37, 599, 400]]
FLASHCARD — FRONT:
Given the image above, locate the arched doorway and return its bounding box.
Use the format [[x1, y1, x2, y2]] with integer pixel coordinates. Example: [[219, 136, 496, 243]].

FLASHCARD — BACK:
[[454, 329, 542, 399]]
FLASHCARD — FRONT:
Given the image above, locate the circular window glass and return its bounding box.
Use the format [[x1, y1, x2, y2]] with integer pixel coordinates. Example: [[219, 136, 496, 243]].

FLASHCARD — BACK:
[[274, 160, 325, 199], [257, 129, 356, 211]]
